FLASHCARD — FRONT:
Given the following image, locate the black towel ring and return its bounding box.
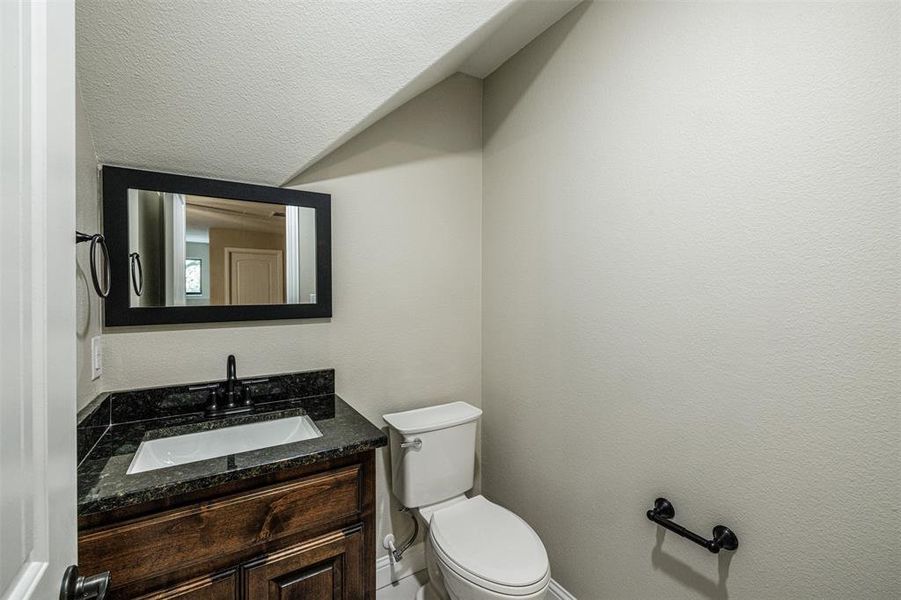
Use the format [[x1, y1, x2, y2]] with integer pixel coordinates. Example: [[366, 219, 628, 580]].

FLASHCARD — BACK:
[[129, 252, 143, 296], [76, 231, 111, 298]]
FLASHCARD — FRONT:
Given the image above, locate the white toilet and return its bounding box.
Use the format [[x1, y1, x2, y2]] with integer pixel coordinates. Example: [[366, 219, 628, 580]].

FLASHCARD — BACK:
[[384, 402, 550, 600]]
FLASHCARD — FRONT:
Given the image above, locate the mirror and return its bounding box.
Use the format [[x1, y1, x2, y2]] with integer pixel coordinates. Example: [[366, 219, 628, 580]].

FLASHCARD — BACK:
[[127, 191, 317, 307], [103, 167, 331, 326]]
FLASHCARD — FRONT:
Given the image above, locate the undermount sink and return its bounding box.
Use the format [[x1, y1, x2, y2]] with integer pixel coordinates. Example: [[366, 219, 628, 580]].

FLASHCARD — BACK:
[[127, 415, 323, 475]]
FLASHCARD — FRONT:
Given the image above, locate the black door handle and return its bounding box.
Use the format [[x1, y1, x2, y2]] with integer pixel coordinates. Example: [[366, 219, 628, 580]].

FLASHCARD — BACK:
[[60, 565, 110, 600]]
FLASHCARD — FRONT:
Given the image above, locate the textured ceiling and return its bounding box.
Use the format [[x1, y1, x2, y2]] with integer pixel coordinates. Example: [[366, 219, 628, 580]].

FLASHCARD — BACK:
[[76, 0, 578, 186]]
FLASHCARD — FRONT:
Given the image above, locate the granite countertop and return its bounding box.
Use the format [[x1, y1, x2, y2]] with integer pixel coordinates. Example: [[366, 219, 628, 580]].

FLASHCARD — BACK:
[[76, 369, 387, 518]]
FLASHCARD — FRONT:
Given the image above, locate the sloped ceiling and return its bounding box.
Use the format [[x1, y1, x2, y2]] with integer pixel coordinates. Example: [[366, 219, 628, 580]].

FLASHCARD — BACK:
[[76, 0, 579, 186]]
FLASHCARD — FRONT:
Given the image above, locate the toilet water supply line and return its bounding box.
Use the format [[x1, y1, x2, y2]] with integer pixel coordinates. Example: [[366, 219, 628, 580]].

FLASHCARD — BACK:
[[386, 507, 419, 562]]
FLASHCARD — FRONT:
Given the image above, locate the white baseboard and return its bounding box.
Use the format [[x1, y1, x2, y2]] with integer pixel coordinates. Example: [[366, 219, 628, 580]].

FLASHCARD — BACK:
[[376, 546, 575, 600], [376, 542, 426, 590], [548, 578, 577, 600]]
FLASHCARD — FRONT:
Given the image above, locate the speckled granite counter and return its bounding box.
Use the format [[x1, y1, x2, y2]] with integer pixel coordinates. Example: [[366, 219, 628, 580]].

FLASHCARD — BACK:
[[76, 369, 386, 518]]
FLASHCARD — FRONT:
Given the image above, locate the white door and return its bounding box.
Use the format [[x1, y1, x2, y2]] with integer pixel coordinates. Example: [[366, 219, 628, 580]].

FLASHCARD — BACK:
[[0, 1, 79, 599], [225, 248, 284, 304]]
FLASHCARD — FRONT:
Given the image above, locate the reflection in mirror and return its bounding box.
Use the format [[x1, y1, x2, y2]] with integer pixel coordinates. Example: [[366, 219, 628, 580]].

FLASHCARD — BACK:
[[127, 190, 317, 307]]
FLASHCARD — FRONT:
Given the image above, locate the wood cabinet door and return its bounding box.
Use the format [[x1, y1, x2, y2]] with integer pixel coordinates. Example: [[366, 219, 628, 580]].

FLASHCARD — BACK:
[[243, 529, 364, 600], [134, 570, 238, 600]]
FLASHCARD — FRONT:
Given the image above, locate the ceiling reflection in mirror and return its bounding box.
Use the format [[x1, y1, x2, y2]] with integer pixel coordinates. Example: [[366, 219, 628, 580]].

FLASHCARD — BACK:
[[128, 190, 317, 307]]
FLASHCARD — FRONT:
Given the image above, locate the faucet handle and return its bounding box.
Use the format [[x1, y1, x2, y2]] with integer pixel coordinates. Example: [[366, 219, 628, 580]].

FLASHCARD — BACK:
[[189, 383, 220, 413], [187, 383, 219, 392]]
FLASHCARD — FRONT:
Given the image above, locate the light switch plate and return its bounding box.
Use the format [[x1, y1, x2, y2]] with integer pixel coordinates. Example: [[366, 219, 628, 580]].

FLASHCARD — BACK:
[[91, 336, 102, 380]]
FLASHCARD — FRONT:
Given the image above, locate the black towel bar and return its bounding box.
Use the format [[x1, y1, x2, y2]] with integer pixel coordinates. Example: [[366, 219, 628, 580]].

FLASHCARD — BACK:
[[646, 497, 738, 553]]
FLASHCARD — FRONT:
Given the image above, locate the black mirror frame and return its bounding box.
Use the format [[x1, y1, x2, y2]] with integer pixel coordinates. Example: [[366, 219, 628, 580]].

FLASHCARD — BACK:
[[102, 166, 332, 327]]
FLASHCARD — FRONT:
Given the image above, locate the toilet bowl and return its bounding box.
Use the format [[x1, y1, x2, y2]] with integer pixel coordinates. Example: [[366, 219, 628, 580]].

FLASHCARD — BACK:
[[383, 402, 550, 600], [425, 496, 550, 599]]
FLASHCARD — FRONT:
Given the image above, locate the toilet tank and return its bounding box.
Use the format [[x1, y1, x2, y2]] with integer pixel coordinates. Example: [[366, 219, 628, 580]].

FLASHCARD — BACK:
[[383, 402, 482, 508]]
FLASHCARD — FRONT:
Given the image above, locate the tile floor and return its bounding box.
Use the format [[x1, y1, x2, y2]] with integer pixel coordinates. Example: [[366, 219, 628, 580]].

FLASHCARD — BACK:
[[376, 570, 429, 599]]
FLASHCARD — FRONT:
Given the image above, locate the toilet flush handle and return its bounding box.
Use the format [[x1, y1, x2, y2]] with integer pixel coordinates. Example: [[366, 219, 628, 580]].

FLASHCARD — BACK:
[[400, 438, 422, 450]]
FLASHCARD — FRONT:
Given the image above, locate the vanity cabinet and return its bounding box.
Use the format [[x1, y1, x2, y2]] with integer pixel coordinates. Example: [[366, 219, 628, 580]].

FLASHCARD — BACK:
[[78, 452, 376, 600], [243, 528, 364, 598]]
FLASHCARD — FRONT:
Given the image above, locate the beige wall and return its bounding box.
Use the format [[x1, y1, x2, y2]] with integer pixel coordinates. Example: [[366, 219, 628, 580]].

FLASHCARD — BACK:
[[482, 2, 899, 599], [76, 81, 103, 410], [98, 73, 483, 558]]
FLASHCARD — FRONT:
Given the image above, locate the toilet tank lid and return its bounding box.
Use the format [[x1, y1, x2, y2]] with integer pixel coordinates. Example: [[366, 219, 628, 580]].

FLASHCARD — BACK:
[[383, 402, 482, 435]]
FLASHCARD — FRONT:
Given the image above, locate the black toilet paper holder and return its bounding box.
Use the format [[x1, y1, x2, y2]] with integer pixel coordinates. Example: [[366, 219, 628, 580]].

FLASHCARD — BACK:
[[646, 497, 739, 553]]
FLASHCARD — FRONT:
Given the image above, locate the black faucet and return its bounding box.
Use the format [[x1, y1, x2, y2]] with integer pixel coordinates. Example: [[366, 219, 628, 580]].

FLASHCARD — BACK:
[[224, 354, 239, 404], [205, 354, 252, 417]]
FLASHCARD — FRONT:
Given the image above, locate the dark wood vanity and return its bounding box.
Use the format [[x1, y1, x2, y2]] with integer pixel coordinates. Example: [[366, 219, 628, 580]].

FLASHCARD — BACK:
[[76, 370, 386, 600], [80, 452, 375, 599]]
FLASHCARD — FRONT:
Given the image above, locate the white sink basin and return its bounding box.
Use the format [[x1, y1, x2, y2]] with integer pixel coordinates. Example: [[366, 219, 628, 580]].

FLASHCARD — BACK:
[[127, 415, 323, 475]]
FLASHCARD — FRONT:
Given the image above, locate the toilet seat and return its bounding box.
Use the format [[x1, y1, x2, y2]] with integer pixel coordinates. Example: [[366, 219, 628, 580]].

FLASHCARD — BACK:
[[429, 496, 550, 596]]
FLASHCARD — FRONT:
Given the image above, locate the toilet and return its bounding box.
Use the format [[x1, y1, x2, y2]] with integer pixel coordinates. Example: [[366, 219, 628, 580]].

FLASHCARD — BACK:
[[383, 402, 550, 600]]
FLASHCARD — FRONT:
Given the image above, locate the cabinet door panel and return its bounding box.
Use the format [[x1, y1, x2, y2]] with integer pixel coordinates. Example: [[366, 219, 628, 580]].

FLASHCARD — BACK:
[[244, 528, 363, 600], [271, 563, 333, 599], [134, 569, 237, 599]]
